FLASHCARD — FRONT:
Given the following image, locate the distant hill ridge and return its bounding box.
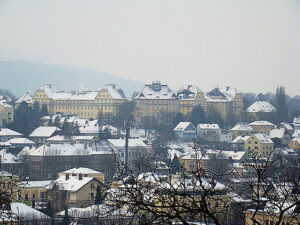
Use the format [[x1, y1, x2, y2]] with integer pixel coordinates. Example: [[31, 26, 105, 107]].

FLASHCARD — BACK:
[[0, 60, 143, 97]]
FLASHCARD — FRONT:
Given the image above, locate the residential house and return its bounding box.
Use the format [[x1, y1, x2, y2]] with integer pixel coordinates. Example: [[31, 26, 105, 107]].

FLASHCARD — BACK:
[[0, 128, 22, 142], [231, 136, 250, 151], [245, 133, 274, 156], [288, 137, 300, 151], [0, 149, 25, 176], [1, 137, 35, 149], [29, 126, 61, 143], [173, 122, 197, 141], [230, 123, 253, 139], [197, 124, 221, 142], [19, 180, 52, 204], [47, 171, 102, 211], [293, 116, 300, 130], [278, 122, 294, 136], [58, 167, 105, 183], [246, 101, 276, 119], [269, 128, 291, 147], [248, 120, 275, 135], [15, 92, 33, 108], [107, 138, 152, 165], [0, 100, 13, 127]]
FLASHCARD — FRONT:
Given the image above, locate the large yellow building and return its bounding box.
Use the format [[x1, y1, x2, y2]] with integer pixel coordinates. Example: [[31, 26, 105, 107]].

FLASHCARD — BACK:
[[134, 82, 243, 120], [177, 85, 207, 116], [134, 81, 178, 118], [32, 84, 127, 119], [205, 87, 244, 119]]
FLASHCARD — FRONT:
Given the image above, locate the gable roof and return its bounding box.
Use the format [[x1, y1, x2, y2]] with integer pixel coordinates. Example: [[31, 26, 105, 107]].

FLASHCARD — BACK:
[[16, 92, 33, 104], [231, 123, 253, 131], [252, 133, 273, 144], [135, 82, 177, 99], [246, 101, 276, 113], [62, 167, 103, 175], [269, 128, 285, 139], [197, 124, 220, 129], [0, 128, 22, 137], [29, 126, 61, 138], [249, 120, 275, 126], [174, 122, 196, 131], [54, 176, 97, 192]]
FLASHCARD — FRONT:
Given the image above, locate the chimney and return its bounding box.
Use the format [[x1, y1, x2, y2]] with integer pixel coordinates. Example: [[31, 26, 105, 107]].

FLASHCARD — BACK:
[[78, 173, 83, 180], [65, 173, 69, 180]]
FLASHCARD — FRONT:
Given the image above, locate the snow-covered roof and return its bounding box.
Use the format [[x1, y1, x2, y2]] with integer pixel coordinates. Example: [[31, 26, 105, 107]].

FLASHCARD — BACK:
[[16, 92, 33, 104], [79, 120, 99, 134], [135, 82, 177, 99], [197, 124, 220, 129], [54, 176, 96, 192], [205, 87, 240, 102], [0, 128, 22, 137], [61, 167, 103, 175], [252, 133, 273, 144], [108, 138, 147, 148], [246, 101, 276, 113], [232, 136, 250, 143], [249, 120, 275, 126], [5, 137, 35, 145], [231, 123, 253, 131], [0, 100, 12, 108], [17, 146, 37, 157], [280, 122, 294, 131], [10, 202, 50, 220], [0, 149, 20, 164], [291, 137, 300, 144], [29, 126, 61, 138], [177, 85, 202, 100], [46, 135, 67, 142], [174, 122, 196, 131], [292, 130, 300, 138], [39, 84, 126, 100], [293, 116, 300, 125], [102, 84, 127, 99], [221, 151, 246, 161], [71, 135, 94, 141], [28, 143, 94, 156], [56, 204, 131, 218], [23, 180, 52, 188], [269, 128, 285, 139]]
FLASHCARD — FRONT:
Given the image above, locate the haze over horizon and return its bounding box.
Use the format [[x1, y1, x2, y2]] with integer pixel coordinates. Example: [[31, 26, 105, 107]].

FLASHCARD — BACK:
[[0, 0, 299, 95]]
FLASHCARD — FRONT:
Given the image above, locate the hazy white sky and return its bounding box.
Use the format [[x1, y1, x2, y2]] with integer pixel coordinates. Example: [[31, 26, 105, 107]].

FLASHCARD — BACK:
[[0, 0, 299, 95]]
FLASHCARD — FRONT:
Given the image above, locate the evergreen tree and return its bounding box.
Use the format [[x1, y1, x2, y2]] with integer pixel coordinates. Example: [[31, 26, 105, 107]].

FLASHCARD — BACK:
[[170, 154, 181, 174], [94, 185, 103, 205], [54, 115, 60, 127], [188, 105, 206, 126], [61, 119, 71, 137], [62, 205, 70, 225], [207, 107, 224, 128], [41, 104, 49, 116], [172, 112, 185, 128], [45, 201, 53, 217], [274, 86, 289, 122]]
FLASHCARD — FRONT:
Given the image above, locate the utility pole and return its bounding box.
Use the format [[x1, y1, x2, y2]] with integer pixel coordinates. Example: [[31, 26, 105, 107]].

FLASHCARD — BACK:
[[125, 119, 130, 170]]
